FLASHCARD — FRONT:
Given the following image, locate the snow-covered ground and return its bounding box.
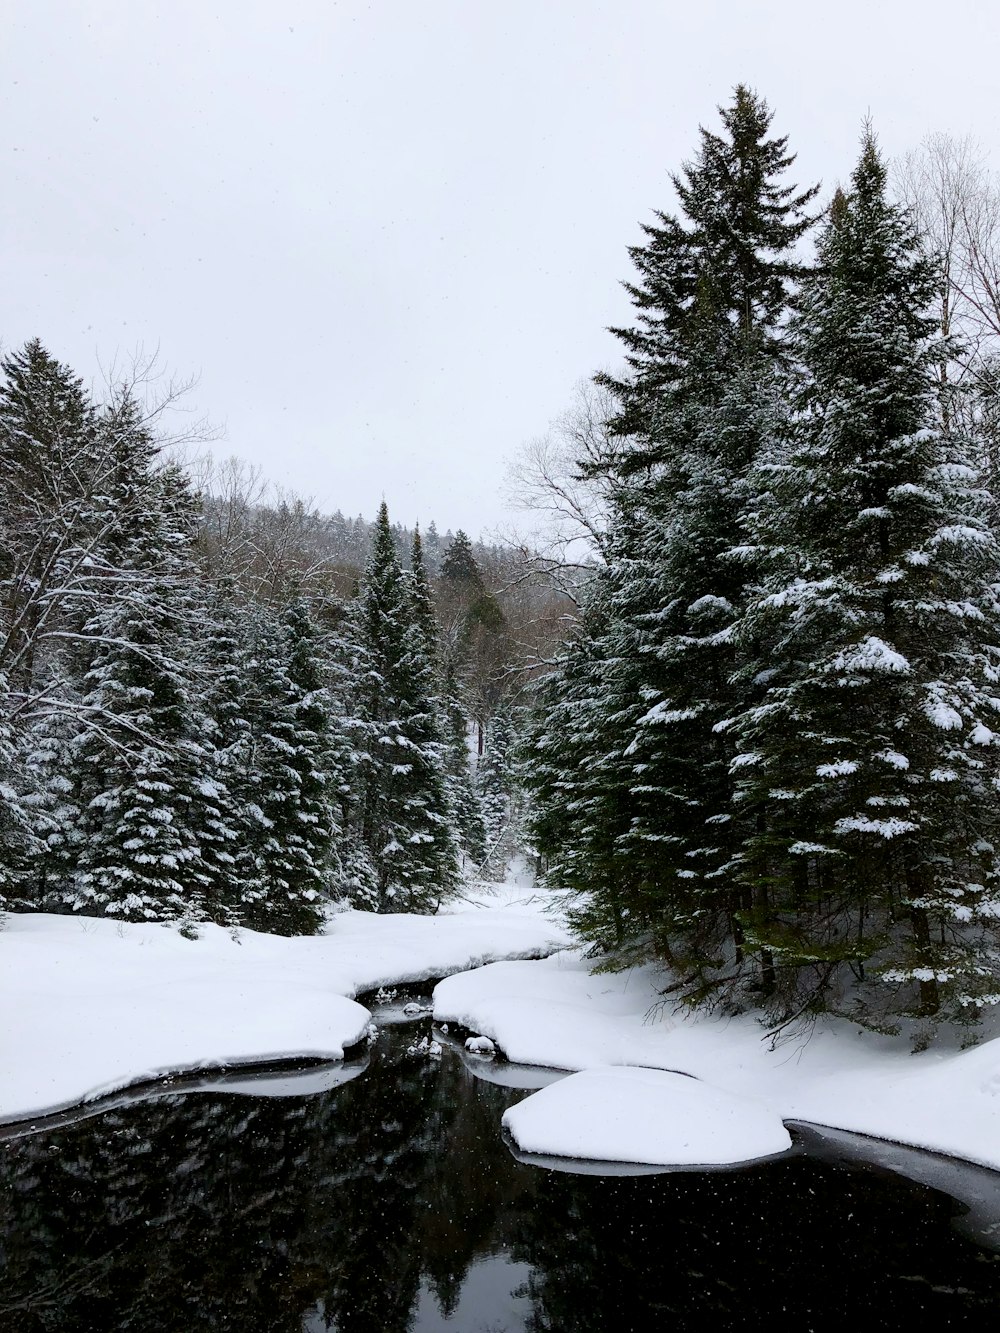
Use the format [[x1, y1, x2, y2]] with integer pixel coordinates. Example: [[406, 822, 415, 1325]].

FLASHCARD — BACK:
[[8, 886, 1000, 1183], [433, 950, 1000, 1174], [0, 884, 571, 1125]]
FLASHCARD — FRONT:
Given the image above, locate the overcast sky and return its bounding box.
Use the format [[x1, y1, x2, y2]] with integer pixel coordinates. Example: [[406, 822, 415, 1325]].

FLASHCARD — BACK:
[[3, 1, 999, 536]]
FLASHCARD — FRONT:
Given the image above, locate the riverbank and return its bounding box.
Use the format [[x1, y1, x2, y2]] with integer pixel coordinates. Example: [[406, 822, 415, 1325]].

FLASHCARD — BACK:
[[0, 884, 572, 1125], [434, 950, 1000, 1175]]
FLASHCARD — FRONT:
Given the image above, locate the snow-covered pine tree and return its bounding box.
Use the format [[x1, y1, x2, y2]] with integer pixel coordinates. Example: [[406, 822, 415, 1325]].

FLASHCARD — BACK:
[[732, 132, 1000, 1029], [236, 598, 338, 935], [66, 459, 222, 923], [353, 506, 458, 911], [0, 671, 33, 908], [597, 84, 818, 465], [523, 579, 643, 949], [192, 579, 255, 926], [0, 340, 103, 697], [397, 528, 459, 900], [528, 88, 814, 973], [608, 365, 787, 989], [440, 530, 483, 589]]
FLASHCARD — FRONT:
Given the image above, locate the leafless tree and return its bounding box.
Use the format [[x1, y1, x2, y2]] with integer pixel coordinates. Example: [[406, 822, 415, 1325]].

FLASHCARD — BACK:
[[895, 134, 1000, 408], [503, 378, 624, 566]]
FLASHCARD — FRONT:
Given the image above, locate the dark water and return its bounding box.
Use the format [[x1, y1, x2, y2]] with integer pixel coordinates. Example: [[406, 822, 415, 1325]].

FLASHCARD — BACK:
[[1, 1016, 999, 1332]]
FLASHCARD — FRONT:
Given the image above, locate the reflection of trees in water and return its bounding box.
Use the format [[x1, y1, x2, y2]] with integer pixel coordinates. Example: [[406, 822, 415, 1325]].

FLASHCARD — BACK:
[[510, 1160, 1000, 1331], [3, 1034, 1000, 1332], [0, 1030, 535, 1333]]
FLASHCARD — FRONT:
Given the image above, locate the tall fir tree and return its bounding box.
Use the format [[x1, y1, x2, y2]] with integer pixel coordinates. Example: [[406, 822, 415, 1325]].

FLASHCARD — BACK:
[[528, 87, 814, 974], [730, 133, 1000, 1028], [0, 340, 102, 696], [598, 84, 818, 465], [64, 462, 222, 923], [477, 706, 518, 880], [353, 506, 458, 910], [236, 598, 337, 936]]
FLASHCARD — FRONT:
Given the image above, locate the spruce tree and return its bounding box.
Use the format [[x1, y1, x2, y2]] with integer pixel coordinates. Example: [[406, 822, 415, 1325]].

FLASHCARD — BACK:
[[524, 582, 641, 948], [353, 505, 458, 910], [0, 340, 101, 693], [477, 707, 518, 880], [236, 599, 336, 935], [599, 84, 818, 464], [0, 671, 33, 908], [65, 465, 217, 923], [732, 133, 1000, 1028], [440, 531, 483, 589], [528, 88, 814, 974]]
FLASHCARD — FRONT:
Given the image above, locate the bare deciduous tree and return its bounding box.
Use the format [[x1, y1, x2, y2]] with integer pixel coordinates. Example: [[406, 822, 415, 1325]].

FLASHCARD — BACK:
[[503, 378, 624, 565]]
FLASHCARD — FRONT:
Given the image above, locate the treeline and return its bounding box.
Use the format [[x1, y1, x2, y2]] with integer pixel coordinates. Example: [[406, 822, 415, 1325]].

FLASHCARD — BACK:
[[526, 88, 1000, 1036], [197, 456, 517, 596], [0, 342, 552, 933]]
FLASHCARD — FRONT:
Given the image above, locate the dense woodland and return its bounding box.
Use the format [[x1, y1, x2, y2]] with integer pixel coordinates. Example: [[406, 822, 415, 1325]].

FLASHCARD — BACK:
[[526, 89, 1000, 1037], [5, 84, 1000, 1041], [0, 357, 566, 932]]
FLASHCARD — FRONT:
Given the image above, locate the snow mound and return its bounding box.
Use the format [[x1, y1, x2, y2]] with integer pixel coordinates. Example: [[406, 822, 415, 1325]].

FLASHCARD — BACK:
[[436, 950, 1000, 1175], [465, 1035, 497, 1056], [503, 1066, 792, 1168]]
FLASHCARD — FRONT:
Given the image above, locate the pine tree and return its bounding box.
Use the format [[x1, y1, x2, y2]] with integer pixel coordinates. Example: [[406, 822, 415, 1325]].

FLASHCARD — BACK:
[[477, 707, 518, 880], [599, 84, 818, 466], [441, 663, 487, 870], [353, 505, 458, 910], [731, 132, 1000, 1029], [0, 340, 101, 693], [0, 671, 33, 908], [524, 581, 642, 948], [65, 465, 216, 923], [440, 531, 483, 589], [236, 599, 337, 935], [528, 88, 814, 974], [397, 529, 459, 899]]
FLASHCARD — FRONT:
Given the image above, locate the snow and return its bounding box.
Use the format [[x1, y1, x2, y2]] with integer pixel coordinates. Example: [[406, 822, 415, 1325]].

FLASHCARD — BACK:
[[502, 1066, 792, 1167], [434, 950, 1000, 1175], [0, 887, 571, 1124], [10, 884, 1000, 1181], [828, 636, 910, 675]]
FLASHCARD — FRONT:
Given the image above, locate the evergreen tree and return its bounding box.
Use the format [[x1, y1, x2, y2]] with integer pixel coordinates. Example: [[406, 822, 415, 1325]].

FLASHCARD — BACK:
[[353, 505, 458, 910], [524, 581, 643, 949], [731, 133, 1000, 1028], [0, 671, 33, 908], [64, 465, 218, 923], [441, 663, 487, 870], [528, 87, 814, 974], [598, 84, 818, 466], [0, 340, 102, 694], [440, 530, 483, 589], [477, 706, 518, 880], [236, 599, 337, 935]]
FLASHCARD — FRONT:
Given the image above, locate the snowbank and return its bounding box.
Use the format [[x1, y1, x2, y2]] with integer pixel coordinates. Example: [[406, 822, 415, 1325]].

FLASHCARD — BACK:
[[0, 889, 571, 1125], [434, 950, 1000, 1174], [502, 1065, 792, 1167]]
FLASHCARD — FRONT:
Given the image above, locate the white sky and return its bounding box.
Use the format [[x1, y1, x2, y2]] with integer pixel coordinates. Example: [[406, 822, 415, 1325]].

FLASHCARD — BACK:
[[3, 0, 999, 536]]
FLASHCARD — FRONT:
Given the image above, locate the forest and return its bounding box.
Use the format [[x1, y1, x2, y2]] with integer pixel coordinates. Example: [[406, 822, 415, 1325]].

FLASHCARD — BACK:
[[0, 354, 568, 934], [526, 89, 1000, 1038], [5, 85, 1000, 1041]]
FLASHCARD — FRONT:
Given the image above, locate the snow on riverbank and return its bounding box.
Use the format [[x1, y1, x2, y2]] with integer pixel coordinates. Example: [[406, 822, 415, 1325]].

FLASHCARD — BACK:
[[0, 886, 571, 1125], [434, 950, 1000, 1174], [503, 1065, 792, 1168]]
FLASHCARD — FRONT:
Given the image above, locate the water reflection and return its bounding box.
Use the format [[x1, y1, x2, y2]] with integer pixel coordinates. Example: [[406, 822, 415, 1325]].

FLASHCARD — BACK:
[[0, 1019, 998, 1331]]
